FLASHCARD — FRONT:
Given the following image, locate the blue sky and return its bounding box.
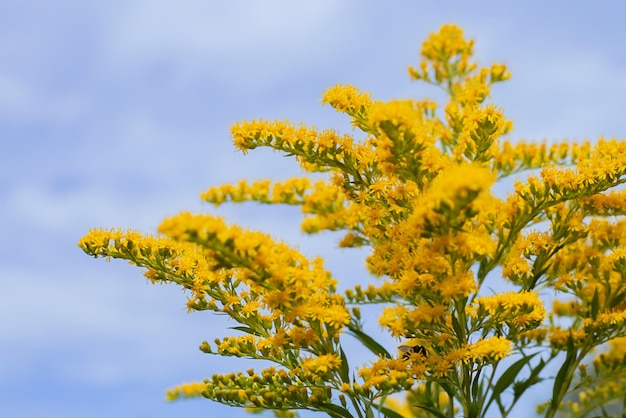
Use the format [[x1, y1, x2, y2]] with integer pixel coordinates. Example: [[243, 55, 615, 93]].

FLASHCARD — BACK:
[[2, 1, 626, 417]]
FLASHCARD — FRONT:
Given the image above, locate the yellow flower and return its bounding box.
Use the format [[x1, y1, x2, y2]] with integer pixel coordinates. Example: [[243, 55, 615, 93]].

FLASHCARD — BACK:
[[553, 299, 580, 317], [379, 305, 409, 337], [381, 397, 415, 418], [585, 310, 626, 329], [318, 304, 351, 328], [463, 336, 512, 364], [549, 328, 587, 350], [470, 291, 546, 332], [455, 104, 508, 161], [322, 83, 373, 115], [435, 270, 477, 299], [301, 354, 341, 377], [166, 381, 206, 400]]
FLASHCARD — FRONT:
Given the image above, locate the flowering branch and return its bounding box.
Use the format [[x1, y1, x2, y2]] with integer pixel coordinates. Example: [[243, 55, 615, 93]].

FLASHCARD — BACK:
[[79, 24, 626, 418]]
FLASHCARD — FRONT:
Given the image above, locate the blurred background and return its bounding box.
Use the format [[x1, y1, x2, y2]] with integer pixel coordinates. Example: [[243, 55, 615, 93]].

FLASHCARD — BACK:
[[1, 1, 625, 417]]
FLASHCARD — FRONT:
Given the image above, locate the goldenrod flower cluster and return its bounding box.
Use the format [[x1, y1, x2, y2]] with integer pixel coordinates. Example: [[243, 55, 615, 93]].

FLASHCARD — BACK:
[[167, 366, 335, 410], [80, 24, 626, 418]]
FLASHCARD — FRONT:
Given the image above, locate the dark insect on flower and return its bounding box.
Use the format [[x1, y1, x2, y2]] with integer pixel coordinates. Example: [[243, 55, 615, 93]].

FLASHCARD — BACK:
[[398, 345, 427, 360]]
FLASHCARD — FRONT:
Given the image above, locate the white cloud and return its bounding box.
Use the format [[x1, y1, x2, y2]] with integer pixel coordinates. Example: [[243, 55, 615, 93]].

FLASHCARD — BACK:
[[0, 73, 90, 125], [107, 0, 345, 56], [93, 0, 358, 91], [499, 48, 626, 141], [0, 263, 236, 383]]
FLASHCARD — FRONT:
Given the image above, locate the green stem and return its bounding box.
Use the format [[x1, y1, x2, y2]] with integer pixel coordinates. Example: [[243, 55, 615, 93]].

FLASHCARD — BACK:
[[463, 365, 473, 417]]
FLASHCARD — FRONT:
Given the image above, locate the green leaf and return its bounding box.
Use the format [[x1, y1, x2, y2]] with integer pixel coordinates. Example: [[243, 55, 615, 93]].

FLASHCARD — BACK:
[[415, 405, 448, 418], [470, 369, 485, 417], [491, 353, 538, 401], [339, 347, 350, 383], [513, 357, 547, 402], [468, 401, 480, 418], [439, 381, 457, 400], [346, 324, 391, 358], [451, 314, 464, 338], [600, 405, 609, 417], [319, 403, 354, 418], [372, 403, 405, 418], [551, 345, 577, 411], [591, 288, 600, 320], [472, 368, 482, 400], [229, 326, 262, 337]]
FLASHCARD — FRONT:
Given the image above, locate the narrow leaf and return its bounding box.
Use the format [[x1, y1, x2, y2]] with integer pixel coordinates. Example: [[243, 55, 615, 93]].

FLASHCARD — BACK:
[[346, 324, 391, 358], [600, 405, 609, 417], [492, 353, 538, 400], [551, 346, 577, 410], [591, 288, 600, 319], [319, 403, 354, 418], [513, 357, 547, 402], [415, 405, 448, 418], [339, 347, 350, 383], [451, 314, 464, 338], [372, 403, 405, 418], [229, 326, 262, 336], [471, 368, 482, 400]]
